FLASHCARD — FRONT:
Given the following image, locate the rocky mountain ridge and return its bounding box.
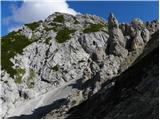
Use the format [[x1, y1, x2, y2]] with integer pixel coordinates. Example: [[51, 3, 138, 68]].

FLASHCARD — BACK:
[[1, 12, 159, 118]]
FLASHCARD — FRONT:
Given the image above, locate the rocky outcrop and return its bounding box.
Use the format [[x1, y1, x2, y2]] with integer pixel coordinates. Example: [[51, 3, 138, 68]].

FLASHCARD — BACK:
[[107, 13, 128, 58], [66, 33, 159, 118], [1, 12, 159, 119]]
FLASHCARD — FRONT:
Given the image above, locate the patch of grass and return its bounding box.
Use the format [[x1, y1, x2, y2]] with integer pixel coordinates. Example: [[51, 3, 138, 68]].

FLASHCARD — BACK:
[[15, 68, 25, 84], [15, 76, 22, 84], [53, 15, 64, 23], [28, 69, 35, 81], [1, 31, 32, 78], [25, 21, 40, 31], [27, 69, 35, 88], [52, 64, 59, 71], [83, 23, 104, 33], [56, 28, 76, 43], [101, 24, 108, 32], [28, 82, 35, 89]]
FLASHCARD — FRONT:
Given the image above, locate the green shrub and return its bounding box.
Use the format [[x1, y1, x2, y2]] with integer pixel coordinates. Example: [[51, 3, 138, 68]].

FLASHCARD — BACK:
[[101, 25, 109, 33], [74, 20, 79, 24], [53, 15, 64, 23], [52, 65, 59, 71], [28, 69, 35, 80], [44, 26, 58, 32], [56, 28, 76, 43], [45, 37, 52, 44], [83, 23, 104, 33], [45, 23, 62, 32], [1, 31, 32, 77], [44, 27, 53, 31], [15, 68, 25, 84], [49, 22, 60, 26], [25, 21, 40, 30]]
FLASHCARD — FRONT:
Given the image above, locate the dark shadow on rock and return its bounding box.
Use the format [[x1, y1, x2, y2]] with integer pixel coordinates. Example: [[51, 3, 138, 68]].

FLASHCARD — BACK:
[[83, 72, 100, 88], [68, 78, 83, 90], [8, 98, 68, 119]]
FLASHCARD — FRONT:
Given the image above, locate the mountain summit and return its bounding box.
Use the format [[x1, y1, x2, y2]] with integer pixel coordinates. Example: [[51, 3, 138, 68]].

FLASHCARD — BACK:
[[1, 12, 159, 119]]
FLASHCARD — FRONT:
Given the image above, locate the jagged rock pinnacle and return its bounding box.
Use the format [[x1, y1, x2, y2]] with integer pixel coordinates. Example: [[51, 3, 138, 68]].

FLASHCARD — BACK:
[[108, 12, 119, 29], [107, 12, 128, 57]]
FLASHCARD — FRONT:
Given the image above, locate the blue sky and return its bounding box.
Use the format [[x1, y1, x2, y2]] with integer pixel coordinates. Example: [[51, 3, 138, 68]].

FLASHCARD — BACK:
[[1, 1, 159, 36]]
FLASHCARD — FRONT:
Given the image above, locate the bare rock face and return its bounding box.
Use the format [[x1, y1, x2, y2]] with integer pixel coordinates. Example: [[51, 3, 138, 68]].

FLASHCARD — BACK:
[[1, 12, 159, 119], [78, 32, 108, 63], [66, 38, 159, 119]]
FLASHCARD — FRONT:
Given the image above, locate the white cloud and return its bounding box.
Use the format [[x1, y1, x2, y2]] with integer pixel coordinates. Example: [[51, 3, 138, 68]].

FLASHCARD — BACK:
[[4, 0, 78, 24]]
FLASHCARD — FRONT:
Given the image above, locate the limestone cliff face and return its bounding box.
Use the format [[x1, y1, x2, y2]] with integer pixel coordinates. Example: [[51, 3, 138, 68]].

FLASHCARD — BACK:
[[1, 12, 159, 118], [66, 32, 159, 119]]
